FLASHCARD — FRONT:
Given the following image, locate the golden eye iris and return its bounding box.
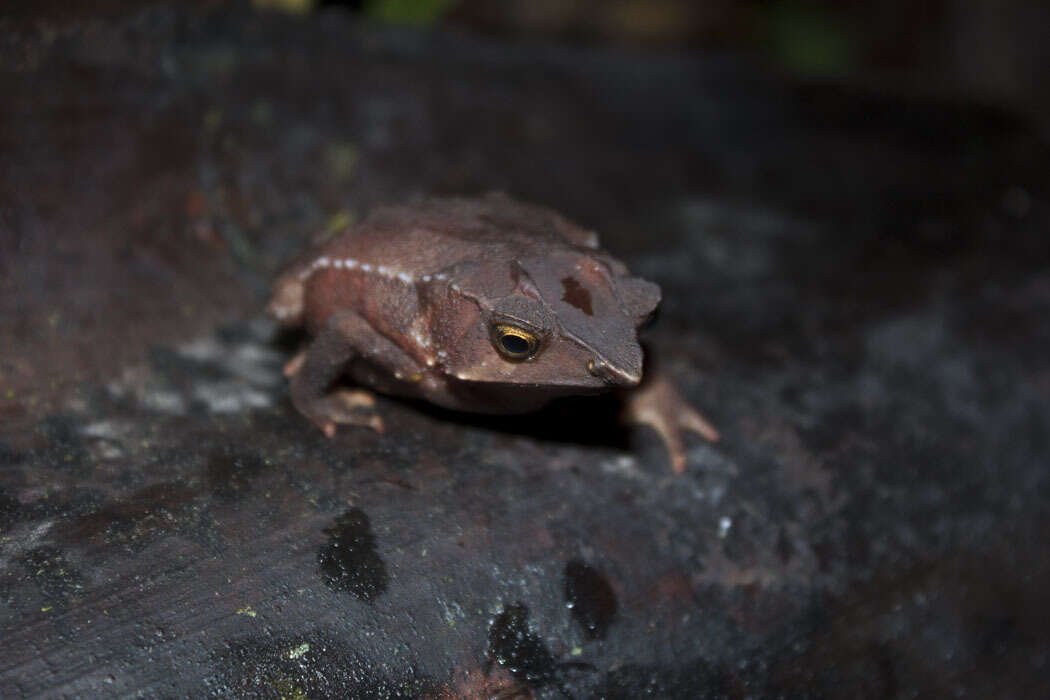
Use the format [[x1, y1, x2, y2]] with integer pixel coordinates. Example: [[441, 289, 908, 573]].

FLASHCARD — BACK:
[[491, 323, 540, 361]]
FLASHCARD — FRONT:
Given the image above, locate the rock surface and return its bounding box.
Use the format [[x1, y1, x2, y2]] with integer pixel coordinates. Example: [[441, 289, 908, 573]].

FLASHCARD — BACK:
[[1, 5, 1048, 698]]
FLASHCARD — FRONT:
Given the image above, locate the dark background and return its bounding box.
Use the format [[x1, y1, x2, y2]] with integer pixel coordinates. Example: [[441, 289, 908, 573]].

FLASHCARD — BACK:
[[1, 1, 1048, 697]]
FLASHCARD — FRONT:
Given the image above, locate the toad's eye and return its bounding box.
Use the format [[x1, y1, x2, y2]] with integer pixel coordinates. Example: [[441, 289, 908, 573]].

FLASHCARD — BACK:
[[490, 323, 540, 362]]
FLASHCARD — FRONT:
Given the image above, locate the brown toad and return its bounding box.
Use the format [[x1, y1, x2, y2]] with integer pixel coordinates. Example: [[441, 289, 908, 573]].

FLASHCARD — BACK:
[[269, 193, 717, 472]]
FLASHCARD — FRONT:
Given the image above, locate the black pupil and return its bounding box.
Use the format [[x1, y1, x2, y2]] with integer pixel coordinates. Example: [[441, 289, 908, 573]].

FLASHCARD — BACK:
[[500, 333, 530, 356]]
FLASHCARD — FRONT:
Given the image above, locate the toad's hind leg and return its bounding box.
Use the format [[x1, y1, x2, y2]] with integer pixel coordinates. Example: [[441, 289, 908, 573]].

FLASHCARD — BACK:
[[286, 310, 422, 438]]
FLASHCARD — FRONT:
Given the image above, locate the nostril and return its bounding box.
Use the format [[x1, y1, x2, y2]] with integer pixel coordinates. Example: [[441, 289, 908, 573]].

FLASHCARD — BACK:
[[587, 358, 641, 386]]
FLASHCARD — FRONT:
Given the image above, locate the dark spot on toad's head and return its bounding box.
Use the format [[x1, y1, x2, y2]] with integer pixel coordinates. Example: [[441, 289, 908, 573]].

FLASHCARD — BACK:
[[317, 507, 387, 601], [561, 276, 593, 315], [564, 560, 617, 639]]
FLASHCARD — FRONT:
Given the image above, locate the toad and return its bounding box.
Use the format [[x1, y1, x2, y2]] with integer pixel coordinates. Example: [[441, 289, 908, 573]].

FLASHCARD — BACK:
[[269, 193, 718, 473]]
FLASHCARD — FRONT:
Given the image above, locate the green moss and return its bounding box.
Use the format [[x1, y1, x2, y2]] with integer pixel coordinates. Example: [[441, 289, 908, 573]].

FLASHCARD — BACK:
[[363, 0, 458, 26], [765, 2, 856, 78]]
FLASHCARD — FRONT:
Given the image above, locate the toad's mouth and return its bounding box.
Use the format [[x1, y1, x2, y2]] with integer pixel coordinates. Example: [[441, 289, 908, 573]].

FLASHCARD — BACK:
[[449, 358, 638, 391]]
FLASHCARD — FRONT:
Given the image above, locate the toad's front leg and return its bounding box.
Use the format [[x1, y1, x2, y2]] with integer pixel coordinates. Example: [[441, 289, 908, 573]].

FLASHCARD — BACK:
[[285, 310, 423, 438], [622, 375, 720, 475]]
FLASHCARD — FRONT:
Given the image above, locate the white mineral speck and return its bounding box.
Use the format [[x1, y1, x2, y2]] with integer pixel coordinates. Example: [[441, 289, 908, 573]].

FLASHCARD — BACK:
[[717, 516, 732, 538]]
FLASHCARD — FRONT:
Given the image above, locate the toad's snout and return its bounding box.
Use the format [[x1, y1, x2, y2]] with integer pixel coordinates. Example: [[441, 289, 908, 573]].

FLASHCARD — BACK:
[[588, 358, 642, 387]]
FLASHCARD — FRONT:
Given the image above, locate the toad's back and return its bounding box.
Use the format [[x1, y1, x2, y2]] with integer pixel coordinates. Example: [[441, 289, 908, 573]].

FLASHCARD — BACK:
[[268, 193, 601, 329], [322, 194, 599, 273]]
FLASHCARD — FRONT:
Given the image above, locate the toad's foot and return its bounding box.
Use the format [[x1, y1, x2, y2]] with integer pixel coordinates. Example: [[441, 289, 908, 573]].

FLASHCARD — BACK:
[[296, 389, 384, 438], [283, 351, 306, 377], [623, 376, 719, 475]]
